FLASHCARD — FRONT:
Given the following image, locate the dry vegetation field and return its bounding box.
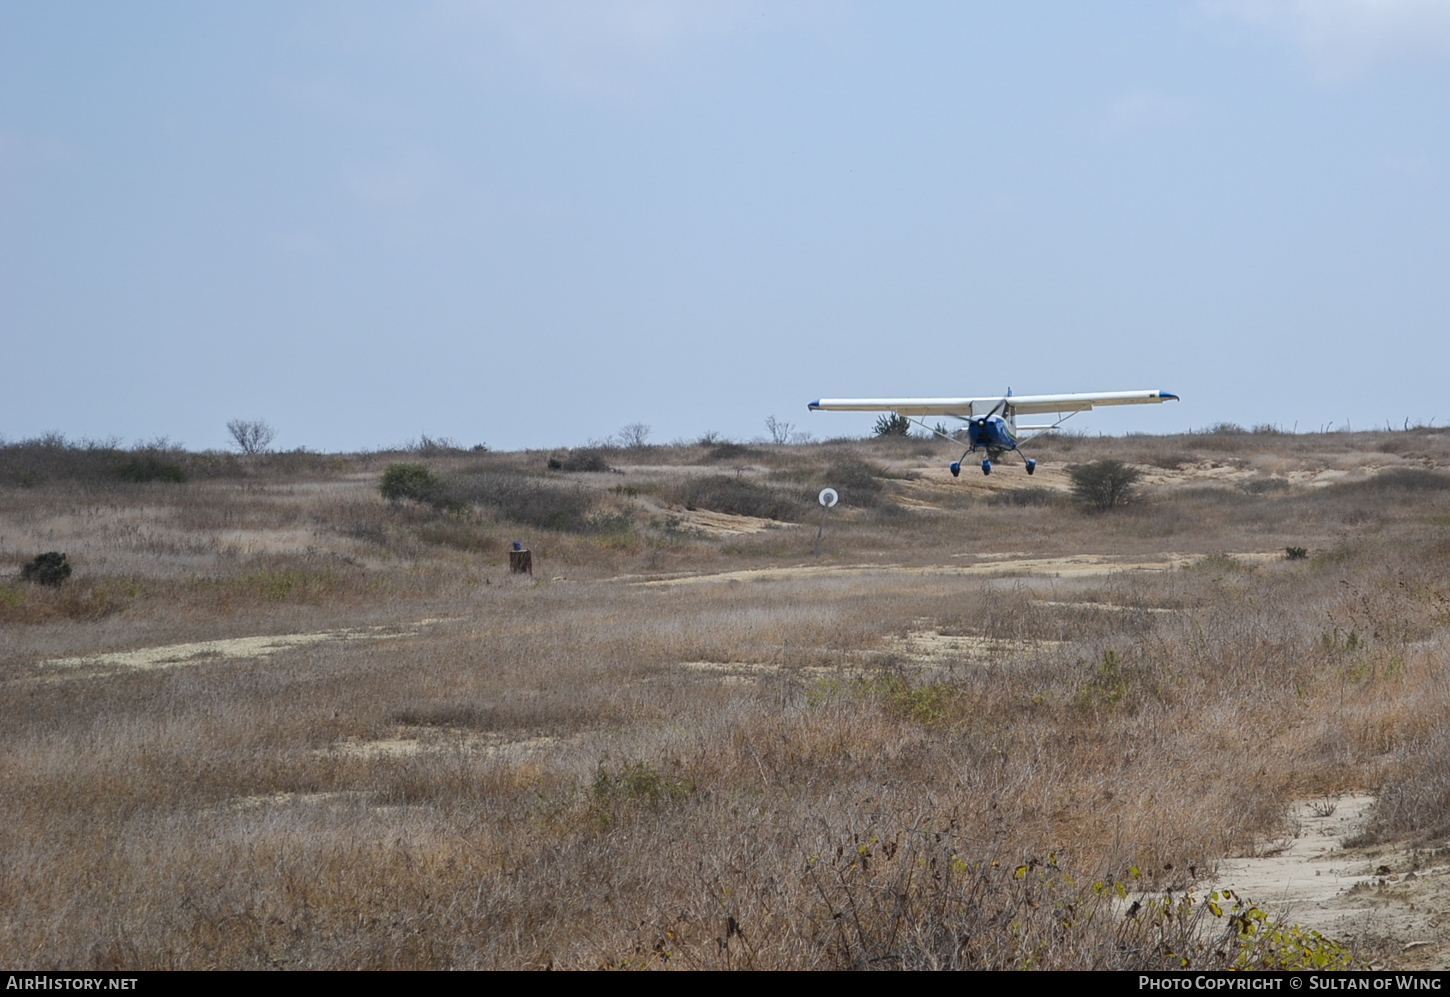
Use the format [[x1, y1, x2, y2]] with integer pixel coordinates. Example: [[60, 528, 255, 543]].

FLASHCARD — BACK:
[[4, 427, 1450, 969]]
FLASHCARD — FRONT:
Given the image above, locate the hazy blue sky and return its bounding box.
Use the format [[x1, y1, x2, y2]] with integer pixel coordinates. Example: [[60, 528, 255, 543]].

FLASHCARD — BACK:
[[4, 1, 1449, 450]]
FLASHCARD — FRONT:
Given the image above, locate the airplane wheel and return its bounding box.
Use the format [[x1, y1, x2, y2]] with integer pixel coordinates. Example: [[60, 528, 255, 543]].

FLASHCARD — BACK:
[[949, 461, 961, 478], [981, 460, 992, 476], [1026, 459, 1036, 475]]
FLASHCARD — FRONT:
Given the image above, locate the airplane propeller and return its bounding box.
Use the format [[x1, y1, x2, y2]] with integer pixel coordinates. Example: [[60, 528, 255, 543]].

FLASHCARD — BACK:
[[971, 398, 1009, 429]]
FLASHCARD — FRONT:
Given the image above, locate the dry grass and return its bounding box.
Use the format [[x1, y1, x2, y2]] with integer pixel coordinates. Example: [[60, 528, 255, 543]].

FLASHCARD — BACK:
[[3, 429, 1450, 968]]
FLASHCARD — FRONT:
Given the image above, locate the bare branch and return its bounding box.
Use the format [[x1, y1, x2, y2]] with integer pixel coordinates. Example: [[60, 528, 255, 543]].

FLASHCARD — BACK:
[[617, 423, 652, 448], [765, 416, 794, 445], [226, 419, 276, 455]]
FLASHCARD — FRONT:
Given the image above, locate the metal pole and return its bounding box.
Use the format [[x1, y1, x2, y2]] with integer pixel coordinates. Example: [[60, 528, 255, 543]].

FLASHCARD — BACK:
[[814, 487, 837, 556]]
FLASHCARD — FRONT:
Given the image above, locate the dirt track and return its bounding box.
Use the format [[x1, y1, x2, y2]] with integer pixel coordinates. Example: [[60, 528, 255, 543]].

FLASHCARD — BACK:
[[40, 619, 446, 672], [630, 551, 1282, 587], [1213, 796, 1450, 969]]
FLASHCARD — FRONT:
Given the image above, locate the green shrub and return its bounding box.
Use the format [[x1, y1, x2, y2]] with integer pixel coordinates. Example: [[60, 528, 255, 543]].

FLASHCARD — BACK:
[[450, 472, 593, 532], [379, 463, 445, 504], [679, 475, 809, 521], [819, 459, 886, 507], [1075, 648, 1139, 713], [586, 511, 634, 536], [0, 435, 255, 485], [560, 449, 612, 473], [591, 763, 694, 825], [872, 674, 968, 728], [873, 412, 911, 437], [114, 453, 187, 483], [20, 552, 71, 587], [1, 434, 119, 486], [703, 442, 756, 462], [1068, 459, 1142, 511]]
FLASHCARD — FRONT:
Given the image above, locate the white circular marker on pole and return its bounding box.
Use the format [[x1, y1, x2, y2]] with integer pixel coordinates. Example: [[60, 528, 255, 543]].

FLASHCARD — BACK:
[[814, 488, 838, 555]]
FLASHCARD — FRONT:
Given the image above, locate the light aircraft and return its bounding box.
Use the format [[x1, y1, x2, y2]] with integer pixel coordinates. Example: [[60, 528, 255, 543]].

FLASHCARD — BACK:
[[807, 389, 1179, 476]]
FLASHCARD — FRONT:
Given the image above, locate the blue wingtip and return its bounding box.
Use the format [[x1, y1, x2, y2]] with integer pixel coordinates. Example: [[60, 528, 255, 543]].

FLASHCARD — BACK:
[[1161, 392, 1180, 402], [808, 400, 821, 411]]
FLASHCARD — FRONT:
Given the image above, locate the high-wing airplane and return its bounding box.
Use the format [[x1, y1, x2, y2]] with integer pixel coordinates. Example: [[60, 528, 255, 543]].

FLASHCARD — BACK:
[[807, 389, 1179, 476]]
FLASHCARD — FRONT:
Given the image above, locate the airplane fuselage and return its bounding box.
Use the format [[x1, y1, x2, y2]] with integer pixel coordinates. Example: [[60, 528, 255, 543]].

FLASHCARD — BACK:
[[967, 413, 1018, 456]]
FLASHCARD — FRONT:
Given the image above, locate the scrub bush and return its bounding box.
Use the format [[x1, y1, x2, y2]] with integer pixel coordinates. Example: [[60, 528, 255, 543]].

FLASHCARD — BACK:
[[1068, 459, 1142, 511], [21, 552, 71, 587], [379, 464, 445, 504]]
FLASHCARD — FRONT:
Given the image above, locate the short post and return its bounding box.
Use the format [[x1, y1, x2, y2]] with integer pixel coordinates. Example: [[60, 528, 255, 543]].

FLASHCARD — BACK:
[[508, 540, 532, 575], [814, 488, 838, 556]]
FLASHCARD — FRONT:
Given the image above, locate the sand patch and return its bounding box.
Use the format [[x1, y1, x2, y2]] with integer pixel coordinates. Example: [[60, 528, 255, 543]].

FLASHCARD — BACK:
[[632, 563, 888, 587], [226, 790, 360, 810], [678, 659, 880, 684], [1138, 462, 1254, 487], [40, 618, 448, 672], [634, 553, 1283, 588], [889, 631, 1061, 664], [1211, 795, 1450, 969], [950, 551, 1282, 574], [1224, 551, 1284, 564], [1136, 458, 1427, 492], [675, 634, 1055, 684], [1032, 600, 1181, 614], [945, 554, 1190, 576], [671, 508, 789, 536], [219, 789, 433, 819], [330, 730, 571, 760]]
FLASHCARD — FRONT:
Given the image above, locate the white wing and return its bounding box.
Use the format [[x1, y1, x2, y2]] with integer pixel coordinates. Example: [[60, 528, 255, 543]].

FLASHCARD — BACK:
[[807, 390, 1179, 418]]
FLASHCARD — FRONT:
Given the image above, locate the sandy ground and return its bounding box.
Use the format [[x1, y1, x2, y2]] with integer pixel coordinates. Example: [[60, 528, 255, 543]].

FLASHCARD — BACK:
[[670, 508, 790, 536], [39, 619, 447, 672], [1032, 599, 1181, 614], [673, 631, 1056, 684], [1212, 795, 1450, 969], [889, 630, 1063, 663], [328, 731, 572, 760], [630, 551, 1282, 587]]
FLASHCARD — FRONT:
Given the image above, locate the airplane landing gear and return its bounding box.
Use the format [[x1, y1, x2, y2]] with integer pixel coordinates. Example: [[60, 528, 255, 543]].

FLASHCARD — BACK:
[[981, 459, 992, 475], [1025, 459, 1037, 475]]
